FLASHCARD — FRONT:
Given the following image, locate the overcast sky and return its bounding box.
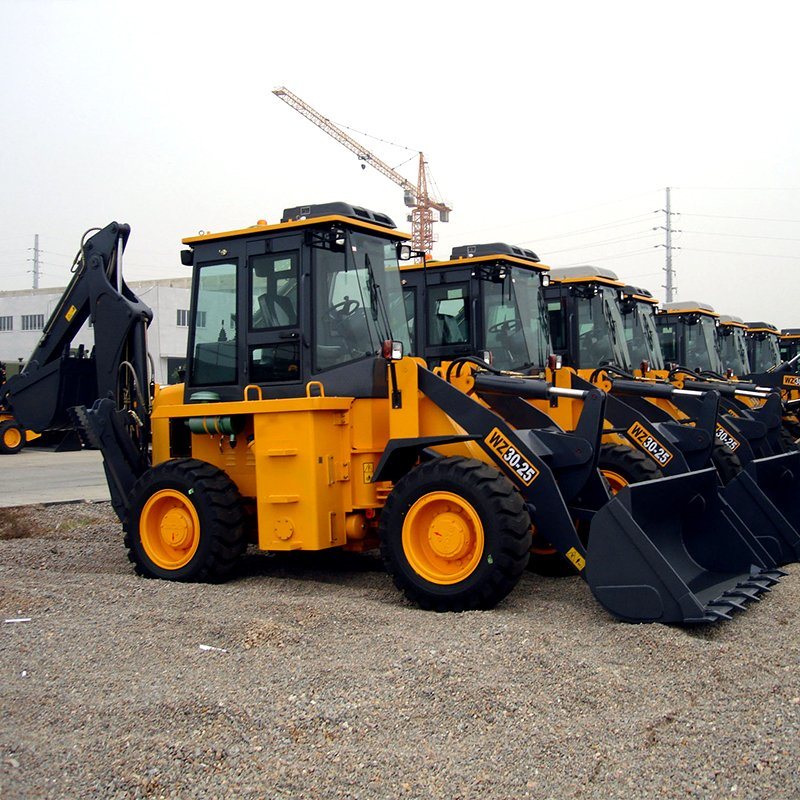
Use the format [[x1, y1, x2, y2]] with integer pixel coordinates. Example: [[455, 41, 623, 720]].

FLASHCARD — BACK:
[[1, 0, 799, 325]]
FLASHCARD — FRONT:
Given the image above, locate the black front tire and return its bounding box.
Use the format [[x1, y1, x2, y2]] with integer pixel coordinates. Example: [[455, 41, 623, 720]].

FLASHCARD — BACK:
[[379, 457, 531, 611], [123, 458, 246, 582], [711, 440, 743, 484], [778, 426, 800, 453]]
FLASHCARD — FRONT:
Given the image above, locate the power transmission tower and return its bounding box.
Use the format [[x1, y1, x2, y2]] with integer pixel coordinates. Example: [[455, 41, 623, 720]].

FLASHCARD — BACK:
[[654, 187, 680, 302], [31, 234, 40, 290]]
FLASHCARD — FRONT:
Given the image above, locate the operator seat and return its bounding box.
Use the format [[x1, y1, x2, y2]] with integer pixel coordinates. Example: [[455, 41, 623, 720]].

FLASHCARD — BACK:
[[257, 292, 296, 328]]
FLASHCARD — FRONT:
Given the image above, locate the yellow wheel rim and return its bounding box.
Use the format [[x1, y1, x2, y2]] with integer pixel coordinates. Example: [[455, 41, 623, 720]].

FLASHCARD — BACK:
[[139, 489, 200, 570], [3, 426, 22, 450], [402, 491, 485, 585], [602, 469, 629, 495]]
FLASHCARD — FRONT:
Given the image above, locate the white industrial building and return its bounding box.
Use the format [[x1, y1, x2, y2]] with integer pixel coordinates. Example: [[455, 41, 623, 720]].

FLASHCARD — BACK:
[[0, 278, 192, 385]]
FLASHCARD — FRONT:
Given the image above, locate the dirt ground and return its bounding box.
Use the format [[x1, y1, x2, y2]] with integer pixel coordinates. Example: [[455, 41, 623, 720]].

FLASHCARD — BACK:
[[1, 502, 799, 800]]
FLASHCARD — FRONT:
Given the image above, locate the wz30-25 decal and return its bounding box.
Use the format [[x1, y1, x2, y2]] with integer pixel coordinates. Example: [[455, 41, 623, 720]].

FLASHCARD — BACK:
[[484, 428, 540, 486], [626, 421, 674, 467], [715, 424, 741, 452]]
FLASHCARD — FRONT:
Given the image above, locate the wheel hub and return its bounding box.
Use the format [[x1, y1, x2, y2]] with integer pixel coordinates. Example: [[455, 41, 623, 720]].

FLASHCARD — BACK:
[[402, 491, 485, 585], [3, 427, 22, 449], [160, 507, 193, 548], [428, 511, 472, 559]]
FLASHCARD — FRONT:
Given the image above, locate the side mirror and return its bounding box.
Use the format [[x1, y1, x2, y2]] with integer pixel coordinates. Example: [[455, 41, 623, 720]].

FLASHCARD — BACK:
[[397, 244, 426, 261]]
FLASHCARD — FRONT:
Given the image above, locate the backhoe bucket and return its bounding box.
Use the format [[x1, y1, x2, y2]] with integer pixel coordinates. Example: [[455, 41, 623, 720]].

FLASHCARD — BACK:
[[585, 468, 783, 624], [721, 452, 800, 565]]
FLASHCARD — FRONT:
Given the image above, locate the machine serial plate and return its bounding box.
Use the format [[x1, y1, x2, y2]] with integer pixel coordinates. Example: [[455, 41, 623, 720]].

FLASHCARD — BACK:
[[484, 427, 539, 486], [715, 424, 741, 452], [626, 422, 674, 467]]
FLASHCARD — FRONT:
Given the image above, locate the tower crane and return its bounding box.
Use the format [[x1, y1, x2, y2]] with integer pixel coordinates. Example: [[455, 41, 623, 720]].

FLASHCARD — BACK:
[[272, 87, 450, 257]]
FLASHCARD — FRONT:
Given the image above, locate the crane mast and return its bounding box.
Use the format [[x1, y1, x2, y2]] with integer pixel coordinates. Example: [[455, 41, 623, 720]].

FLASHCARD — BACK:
[[272, 87, 450, 256]]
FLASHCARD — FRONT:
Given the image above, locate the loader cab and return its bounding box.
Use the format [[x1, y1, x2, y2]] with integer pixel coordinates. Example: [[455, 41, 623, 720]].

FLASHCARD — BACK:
[[744, 322, 782, 373], [780, 329, 800, 363], [543, 267, 632, 370], [717, 315, 751, 377], [655, 302, 723, 374], [180, 202, 411, 402], [618, 286, 665, 370], [400, 243, 552, 371]]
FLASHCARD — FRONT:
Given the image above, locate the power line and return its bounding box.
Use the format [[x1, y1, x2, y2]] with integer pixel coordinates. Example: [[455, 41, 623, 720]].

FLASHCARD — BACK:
[[559, 248, 655, 267], [544, 230, 658, 256], [464, 189, 663, 235], [680, 246, 800, 260], [675, 186, 800, 191], [680, 229, 800, 243], [680, 212, 800, 224], [520, 213, 655, 244]]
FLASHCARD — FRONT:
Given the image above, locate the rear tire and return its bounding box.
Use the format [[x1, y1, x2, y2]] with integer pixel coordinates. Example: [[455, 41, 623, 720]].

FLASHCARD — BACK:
[[598, 442, 662, 494], [528, 443, 661, 576], [0, 420, 24, 455], [379, 456, 531, 611], [123, 458, 246, 582]]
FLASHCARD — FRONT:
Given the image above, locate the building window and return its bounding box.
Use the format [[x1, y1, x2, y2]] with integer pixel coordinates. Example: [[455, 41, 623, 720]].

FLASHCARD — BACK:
[[177, 309, 204, 328], [21, 314, 44, 331], [0, 316, 12, 332]]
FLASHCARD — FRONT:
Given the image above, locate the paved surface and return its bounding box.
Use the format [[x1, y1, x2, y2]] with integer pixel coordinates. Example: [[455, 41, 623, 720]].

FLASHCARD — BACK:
[[0, 447, 109, 507]]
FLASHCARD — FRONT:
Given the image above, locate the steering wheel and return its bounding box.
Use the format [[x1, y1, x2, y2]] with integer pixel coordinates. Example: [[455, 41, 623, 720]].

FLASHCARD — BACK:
[[489, 318, 521, 336], [327, 296, 361, 321]]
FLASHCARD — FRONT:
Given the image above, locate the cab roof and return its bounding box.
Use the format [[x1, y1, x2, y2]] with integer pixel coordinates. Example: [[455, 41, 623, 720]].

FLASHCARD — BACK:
[[781, 328, 800, 338], [660, 300, 718, 317], [745, 321, 780, 334], [404, 242, 549, 273], [548, 265, 623, 287], [719, 314, 746, 328], [622, 284, 659, 304], [182, 201, 410, 245]]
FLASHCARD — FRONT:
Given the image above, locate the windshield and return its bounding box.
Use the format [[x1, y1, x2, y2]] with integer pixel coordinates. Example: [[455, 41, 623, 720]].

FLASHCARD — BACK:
[[717, 326, 750, 376], [781, 338, 800, 363], [482, 268, 551, 369], [313, 231, 410, 372], [575, 287, 631, 369], [748, 332, 781, 372], [621, 301, 665, 370], [683, 316, 723, 372]]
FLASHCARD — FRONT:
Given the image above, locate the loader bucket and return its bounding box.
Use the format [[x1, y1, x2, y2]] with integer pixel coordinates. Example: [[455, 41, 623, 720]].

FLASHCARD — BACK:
[[585, 468, 784, 624], [724, 452, 800, 564]]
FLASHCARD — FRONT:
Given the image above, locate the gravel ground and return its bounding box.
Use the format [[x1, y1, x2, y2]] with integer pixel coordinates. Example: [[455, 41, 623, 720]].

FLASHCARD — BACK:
[[1, 502, 799, 800]]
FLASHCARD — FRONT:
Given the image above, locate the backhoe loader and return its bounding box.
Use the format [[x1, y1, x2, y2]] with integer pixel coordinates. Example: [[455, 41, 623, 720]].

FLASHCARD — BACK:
[[0, 208, 787, 623], [400, 246, 800, 575]]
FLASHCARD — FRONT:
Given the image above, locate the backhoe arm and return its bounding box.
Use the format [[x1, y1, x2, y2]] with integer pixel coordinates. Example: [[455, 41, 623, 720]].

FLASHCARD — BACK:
[[1, 223, 153, 433]]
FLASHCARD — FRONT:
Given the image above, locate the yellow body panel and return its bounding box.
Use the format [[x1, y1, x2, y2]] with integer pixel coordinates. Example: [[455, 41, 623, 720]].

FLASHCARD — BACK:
[[147, 360, 500, 554]]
